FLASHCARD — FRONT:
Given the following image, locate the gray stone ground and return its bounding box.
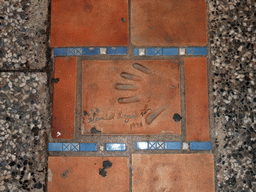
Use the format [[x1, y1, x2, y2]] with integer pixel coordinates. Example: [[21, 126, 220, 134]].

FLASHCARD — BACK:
[[0, 0, 255, 191]]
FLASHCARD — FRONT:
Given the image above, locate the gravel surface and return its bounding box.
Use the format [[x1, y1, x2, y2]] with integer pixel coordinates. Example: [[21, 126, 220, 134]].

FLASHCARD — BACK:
[[209, 0, 256, 191]]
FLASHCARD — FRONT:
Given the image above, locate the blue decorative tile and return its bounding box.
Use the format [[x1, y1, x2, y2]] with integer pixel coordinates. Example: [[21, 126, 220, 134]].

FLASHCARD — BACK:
[[162, 48, 179, 55], [146, 48, 163, 56], [83, 47, 100, 55], [63, 143, 71, 151], [54, 48, 67, 56], [157, 142, 164, 149], [190, 142, 212, 150], [165, 142, 182, 150], [107, 47, 127, 55], [136, 142, 148, 150], [70, 143, 79, 151], [67, 48, 82, 56], [106, 143, 126, 151], [80, 143, 97, 152], [48, 143, 63, 151], [149, 142, 157, 149], [186, 47, 207, 55], [134, 48, 139, 56]]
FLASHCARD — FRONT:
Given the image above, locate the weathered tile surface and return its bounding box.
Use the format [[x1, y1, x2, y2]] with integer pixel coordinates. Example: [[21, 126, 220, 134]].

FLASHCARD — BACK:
[[131, 0, 208, 46], [82, 60, 181, 135], [48, 157, 129, 192], [52, 57, 77, 139], [184, 57, 210, 141], [51, 0, 129, 47], [132, 154, 215, 192]]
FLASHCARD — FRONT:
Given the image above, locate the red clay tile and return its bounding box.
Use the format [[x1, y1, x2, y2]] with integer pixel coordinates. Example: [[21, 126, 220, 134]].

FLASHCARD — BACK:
[[48, 156, 129, 192], [131, 0, 208, 46], [132, 154, 215, 192], [184, 57, 210, 141], [82, 60, 181, 135], [51, 0, 129, 47], [52, 57, 77, 139]]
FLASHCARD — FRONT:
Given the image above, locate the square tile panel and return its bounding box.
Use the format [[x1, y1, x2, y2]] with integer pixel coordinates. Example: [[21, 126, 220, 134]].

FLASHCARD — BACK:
[[131, 0, 208, 46], [82, 60, 181, 135], [51, 0, 129, 47], [48, 157, 129, 192], [132, 154, 215, 192]]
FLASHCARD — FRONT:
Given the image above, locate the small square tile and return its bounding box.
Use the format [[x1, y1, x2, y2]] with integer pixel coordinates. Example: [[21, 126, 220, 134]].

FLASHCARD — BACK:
[[107, 47, 127, 55], [82, 60, 181, 135], [131, 0, 208, 46], [83, 47, 100, 55], [139, 48, 146, 56], [186, 47, 208, 55], [149, 142, 157, 150], [162, 48, 179, 56], [51, 0, 129, 47], [48, 157, 129, 191], [179, 48, 186, 55], [63, 143, 71, 151], [106, 143, 126, 151], [54, 48, 67, 56], [165, 142, 182, 150], [80, 143, 97, 152], [48, 143, 63, 151], [156, 142, 164, 149], [136, 142, 148, 150], [132, 154, 215, 192], [67, 48, 82, 56], [190, 142, 212, 150], [182, 142, 189, 150], [100, 48, 107, 55], [133, 48, 139, 56], [52, 57, 77, 139], [70, 143, 79, 151]]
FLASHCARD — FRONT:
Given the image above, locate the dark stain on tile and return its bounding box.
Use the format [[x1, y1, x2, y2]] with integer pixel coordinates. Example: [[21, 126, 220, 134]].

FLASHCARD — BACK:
[[91, 127, 101, 134], [99, 160, 113, 177], [61, 170, 69, 178], [51, 78, 59, 83], [173, 113, 182, 122]]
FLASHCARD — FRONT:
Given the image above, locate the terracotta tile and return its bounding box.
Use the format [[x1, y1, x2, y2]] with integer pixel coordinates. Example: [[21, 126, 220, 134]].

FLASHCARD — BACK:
[[184, 57, 210, 141], [82, 60, 181, 135], [131, 0, 208, 46], [51, 0, 129, 47], [48, 157, 129, 192], [132, 154, 215, 192], [52, 57, 77, 139]]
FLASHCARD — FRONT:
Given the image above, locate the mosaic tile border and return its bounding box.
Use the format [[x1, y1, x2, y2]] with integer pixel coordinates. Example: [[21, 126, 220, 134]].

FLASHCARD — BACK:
[[136, 141, 212, 150], [133, 47, 207, 56], [54, 47, 127, 56], [48, 142, 212, 152]]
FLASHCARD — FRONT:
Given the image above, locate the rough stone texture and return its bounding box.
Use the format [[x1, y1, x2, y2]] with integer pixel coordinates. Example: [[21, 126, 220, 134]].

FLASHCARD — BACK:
[[0, 73, 50, 191], [0, 0, 49, 70], [209, 0, 256, 191]]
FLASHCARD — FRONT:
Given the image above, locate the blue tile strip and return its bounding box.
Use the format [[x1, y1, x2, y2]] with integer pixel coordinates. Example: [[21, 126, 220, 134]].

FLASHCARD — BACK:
[[186, 47, 208, 55], [48, 143, 96, 152], [106, 143, 126, 151], [107, 47, 127, 55], [165, 142, 182, 150], [146, 48, 163, 56], [67, 48, 83, 56], [134, 48, 139, 56], [190, 142, 212, 150], [80, 143, 97, 152], [83, 47, 100, 55], [54, 48, 67, 56]]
